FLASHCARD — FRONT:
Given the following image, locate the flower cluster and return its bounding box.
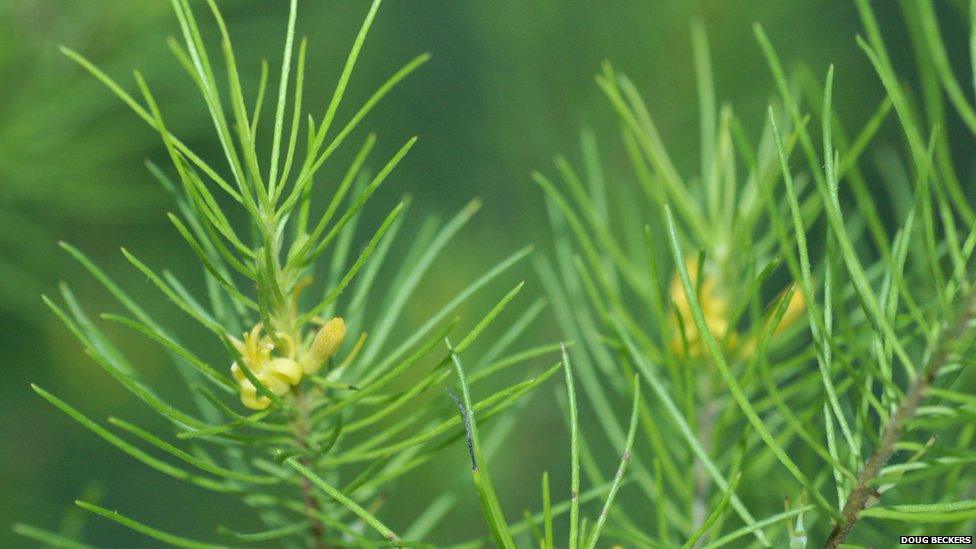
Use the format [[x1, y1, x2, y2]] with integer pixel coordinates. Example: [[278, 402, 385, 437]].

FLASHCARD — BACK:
[[669, 256, 804, 359], [230, 318, 346, 409]]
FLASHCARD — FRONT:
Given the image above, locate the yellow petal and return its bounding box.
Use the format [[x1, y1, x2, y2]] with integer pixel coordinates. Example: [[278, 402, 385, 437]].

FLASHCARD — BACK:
[[230, 362, 245, 383], [268, 357, 303, 385], [228, 335, 247, 358], [667, 255, 731, 359], [239, 379, 271, 410], [261, 373, 291, 396], [776, 288, 806, 334]]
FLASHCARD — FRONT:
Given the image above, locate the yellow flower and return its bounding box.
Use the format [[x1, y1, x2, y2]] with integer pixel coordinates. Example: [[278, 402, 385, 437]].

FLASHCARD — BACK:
[[228, 318, 347, 410], [669, 257, 730, 358], [228, 324, 302, 410], [668, 256, 805, 359], [235, 372, 289, 410]]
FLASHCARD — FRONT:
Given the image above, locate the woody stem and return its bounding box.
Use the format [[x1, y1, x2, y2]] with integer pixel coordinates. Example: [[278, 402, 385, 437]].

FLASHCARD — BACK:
[[825, 290, 976, 548], [291, 385, 328, 549]]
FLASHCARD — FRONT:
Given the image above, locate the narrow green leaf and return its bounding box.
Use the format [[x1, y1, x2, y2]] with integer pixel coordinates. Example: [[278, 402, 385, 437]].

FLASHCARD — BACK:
[[76, 500, 225, 548], [31, 385, 233, 493], [309, 52, 432, 178], [542, 471, 554, 549], [108, 417, 278, 485], [102, 314, 234, 391], [683, 472, 741, 549], [300, 201, 404, 323], [218, 521, 309, 543], [286, 458, 401, 543], [267, 0, 298, 196], [43, 298, 209, 429], [59, 47, 241, 203], [663, 205, 839, 520], [611, 318, 770, 545], [701, 506, 815, 549], [860, 499, 976, 522], [12, 524, 94, 549], [450, 346, 516, 549], [356, 199, 483, 371], [310, 0, 382, 153], [564, 345, 581, 549], [586, 376, 640, 549]]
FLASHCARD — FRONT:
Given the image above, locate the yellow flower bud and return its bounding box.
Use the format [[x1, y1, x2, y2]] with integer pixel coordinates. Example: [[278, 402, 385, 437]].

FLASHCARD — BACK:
[[304, 317, 346, 374]]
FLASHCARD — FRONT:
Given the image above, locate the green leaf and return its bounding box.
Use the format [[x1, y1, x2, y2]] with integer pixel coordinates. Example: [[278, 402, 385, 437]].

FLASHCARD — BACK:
[[306, 52, 432, 182], [860, 499, 976, 522], [563, 344, 581, 549], [218, 521, 309, 543], [102, 313, 234, 391], [266, 0, 298, 196], [43, 297, 209, 429], [292, 133, 376, 259], [586, 376, 640, 549], [450, 345, 516, 549], [610, 314, 769, 545], [108, 417, 279, 485], [76, 500, 226, 548], [120, 248, 224, 335], [663, 205, 839, 520], [701, 506, 815, 549], [31, 385, 233, 493], [315, 317, 457, 420], [12, 524, 95, 549], [542, 471, 554, 549], [355, 199, 483, 372], [769, 98, 857, 453], [682, 472, 741, 549], [300, 201, 405, 323], [59, 47, 241, 203], [286, 458, 401, 543], [166, 213, 258, 310], [309, 0, 382, 152], [354, 246, 532, 383]]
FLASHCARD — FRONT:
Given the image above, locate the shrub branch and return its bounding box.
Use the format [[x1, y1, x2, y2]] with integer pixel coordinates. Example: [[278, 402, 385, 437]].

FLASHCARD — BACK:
[[826, 289, 976, 548]]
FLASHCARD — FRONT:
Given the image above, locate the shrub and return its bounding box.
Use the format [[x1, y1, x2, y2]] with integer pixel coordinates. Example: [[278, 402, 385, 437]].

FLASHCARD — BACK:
[[534, 0, 976, 546]]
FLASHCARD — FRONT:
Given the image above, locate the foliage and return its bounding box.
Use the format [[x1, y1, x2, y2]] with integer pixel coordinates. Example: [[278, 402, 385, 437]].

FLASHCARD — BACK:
[[12, 0, 976, 547], [534, 0, 976, 546], [15, 0, 560, 546], [0, 2, 174, 317]]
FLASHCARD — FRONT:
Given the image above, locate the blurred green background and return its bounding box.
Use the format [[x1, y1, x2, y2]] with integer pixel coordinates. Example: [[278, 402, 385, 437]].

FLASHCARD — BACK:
[[1, 0, 942, 545]]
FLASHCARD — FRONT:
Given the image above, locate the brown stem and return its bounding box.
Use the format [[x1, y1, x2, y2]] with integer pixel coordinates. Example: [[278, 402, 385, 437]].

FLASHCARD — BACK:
[[825, 291, 976, 548], [292, 386, 328, 549]]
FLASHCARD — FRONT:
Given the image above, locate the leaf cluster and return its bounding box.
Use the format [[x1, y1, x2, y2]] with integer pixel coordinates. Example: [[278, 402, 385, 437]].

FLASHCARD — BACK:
[[533, 0, 976, 546]]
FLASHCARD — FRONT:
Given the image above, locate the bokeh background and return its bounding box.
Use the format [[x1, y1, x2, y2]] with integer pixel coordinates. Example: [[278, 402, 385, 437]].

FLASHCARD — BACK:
[[1, 0, 955, 545]]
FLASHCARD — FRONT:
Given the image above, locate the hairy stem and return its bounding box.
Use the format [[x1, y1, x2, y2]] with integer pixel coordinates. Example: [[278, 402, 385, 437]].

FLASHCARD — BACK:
[[826, 290, 976, 548]]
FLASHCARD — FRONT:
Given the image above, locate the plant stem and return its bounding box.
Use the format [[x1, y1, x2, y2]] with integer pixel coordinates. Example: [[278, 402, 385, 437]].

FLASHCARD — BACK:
[[292, 385, 328, 548], [825, 290, 976, 548], [692, 372, 717, 547]]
